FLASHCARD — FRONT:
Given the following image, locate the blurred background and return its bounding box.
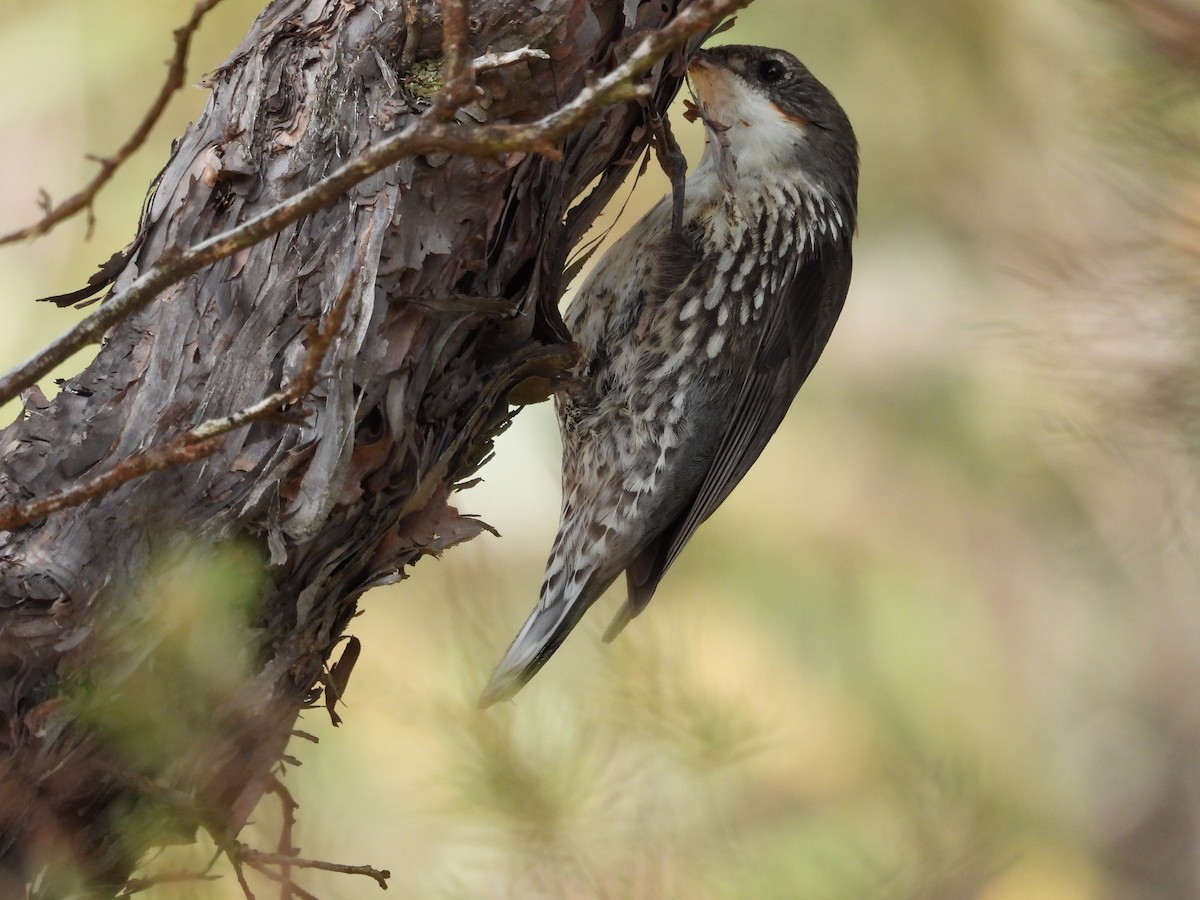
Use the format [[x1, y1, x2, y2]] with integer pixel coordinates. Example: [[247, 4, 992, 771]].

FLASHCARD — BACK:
[[3, 0, 1200, 897]]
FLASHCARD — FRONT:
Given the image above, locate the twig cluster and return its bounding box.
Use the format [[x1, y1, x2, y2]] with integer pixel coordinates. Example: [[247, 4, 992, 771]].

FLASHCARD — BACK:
[[115, 762, 392, 897], [218, 778, 391, 899], [0, 0, 230, 246], [0, 0, 749, 411], [233, 845, 391, 898]]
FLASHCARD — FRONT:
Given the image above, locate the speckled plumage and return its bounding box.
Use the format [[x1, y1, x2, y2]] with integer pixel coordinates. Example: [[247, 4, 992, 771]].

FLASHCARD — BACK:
[[481, 45, 859, 705]]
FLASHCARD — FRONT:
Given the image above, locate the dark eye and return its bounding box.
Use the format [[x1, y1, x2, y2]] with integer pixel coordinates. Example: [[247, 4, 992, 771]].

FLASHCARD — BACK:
[[757, 59, 787, 84]]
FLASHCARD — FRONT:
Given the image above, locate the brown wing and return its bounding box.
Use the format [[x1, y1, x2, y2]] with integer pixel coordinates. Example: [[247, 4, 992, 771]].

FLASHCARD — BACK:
[[607, 234, 853, 639]]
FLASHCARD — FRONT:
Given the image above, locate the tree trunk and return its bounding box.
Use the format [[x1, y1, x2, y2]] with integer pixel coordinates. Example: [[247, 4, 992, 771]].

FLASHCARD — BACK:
[[0, 0, 695, 892]]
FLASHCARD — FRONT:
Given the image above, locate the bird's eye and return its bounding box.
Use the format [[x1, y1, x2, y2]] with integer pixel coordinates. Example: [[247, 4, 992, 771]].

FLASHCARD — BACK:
[[757, 59, 787, 84]]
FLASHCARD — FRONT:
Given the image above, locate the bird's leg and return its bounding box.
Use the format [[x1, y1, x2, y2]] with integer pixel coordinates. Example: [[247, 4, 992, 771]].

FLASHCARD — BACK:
[[505, 343, 585, 406], [649, 108, 687, 233]]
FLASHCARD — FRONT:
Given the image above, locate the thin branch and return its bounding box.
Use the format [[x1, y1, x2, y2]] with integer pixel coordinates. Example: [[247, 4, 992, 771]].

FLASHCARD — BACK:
[[0, 435, 225, 532], [240, 847, 391, 892], [243, 860, 319, 900], [0, 0, 747, 409], [229, 849, 258, 900], [401, 0, 424, 66], [0, 234, 366, 531], [267, 778, 300, 900], [474, 46, 551, 70], [437, 0, 476, 112], [0, 0, 228, 246]]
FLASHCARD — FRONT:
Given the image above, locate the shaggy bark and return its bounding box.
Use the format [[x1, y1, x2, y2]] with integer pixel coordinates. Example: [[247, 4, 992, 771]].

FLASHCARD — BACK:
[[0, 0, 710, 893]]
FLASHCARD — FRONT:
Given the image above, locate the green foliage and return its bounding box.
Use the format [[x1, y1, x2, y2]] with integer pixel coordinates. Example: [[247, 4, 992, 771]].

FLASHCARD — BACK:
[[65, 540, 267, 875]]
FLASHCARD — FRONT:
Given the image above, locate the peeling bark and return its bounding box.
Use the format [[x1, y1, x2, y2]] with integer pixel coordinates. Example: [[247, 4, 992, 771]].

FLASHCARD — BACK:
[[0, 0, 704, 892]]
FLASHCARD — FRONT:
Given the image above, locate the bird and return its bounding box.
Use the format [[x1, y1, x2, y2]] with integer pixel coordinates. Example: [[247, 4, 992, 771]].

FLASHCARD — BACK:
[[480, 44, 859, 706]]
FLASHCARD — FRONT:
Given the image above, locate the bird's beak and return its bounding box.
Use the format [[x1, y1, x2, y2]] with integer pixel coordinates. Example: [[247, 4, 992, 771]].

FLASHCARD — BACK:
[[686, 49, 728, 108], [687, 49, 725, 77]]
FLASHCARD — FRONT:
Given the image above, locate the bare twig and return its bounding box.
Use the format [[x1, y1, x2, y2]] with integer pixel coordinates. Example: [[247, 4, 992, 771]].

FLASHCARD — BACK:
[[474, 46, 551, 70], [0, 0, 747, 410], [243, 859, 319, 900], [436, 0, 476, 113], [267, 778, 300, 900], [230, 850, 257, 900], [0, 435, 225, 533], [0, 0, 228, 246], [0, 234, 366, 531], [401, 0, 424, 66], [240, 846, 391, 892]]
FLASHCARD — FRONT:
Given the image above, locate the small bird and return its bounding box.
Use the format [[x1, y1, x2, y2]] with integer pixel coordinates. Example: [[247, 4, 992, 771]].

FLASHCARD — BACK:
[[480, 45, 859, 706]]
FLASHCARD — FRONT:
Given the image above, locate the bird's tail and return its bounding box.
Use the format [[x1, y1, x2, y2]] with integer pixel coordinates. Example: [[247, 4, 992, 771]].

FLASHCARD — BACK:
[[478, 565, 614, 707]]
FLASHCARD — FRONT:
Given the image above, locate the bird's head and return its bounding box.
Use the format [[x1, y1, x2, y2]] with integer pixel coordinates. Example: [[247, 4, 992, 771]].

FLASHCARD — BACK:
[[687, 45, 858, 221]]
